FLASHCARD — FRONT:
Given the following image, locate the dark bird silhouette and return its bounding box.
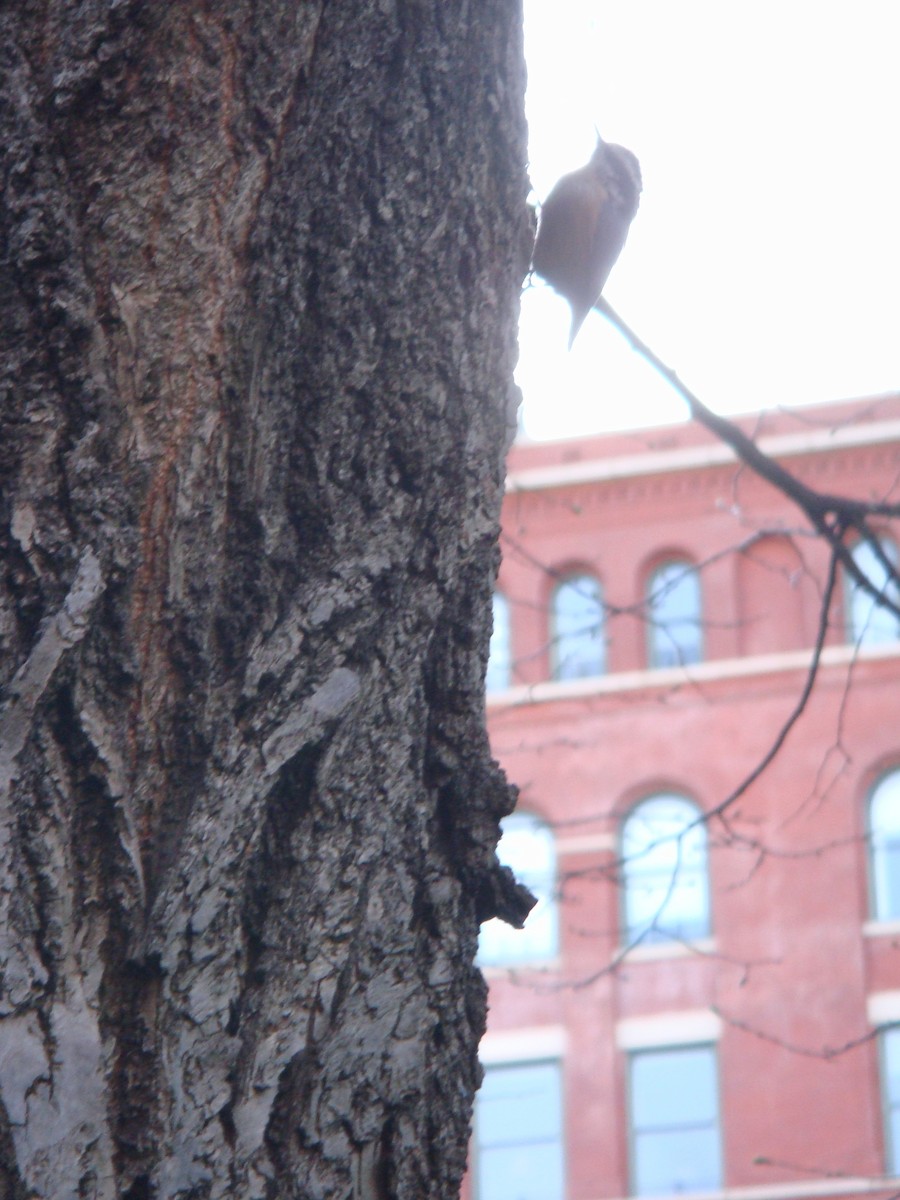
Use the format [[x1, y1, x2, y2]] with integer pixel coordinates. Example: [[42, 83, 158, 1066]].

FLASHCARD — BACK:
[[531, 137, 642, 348]]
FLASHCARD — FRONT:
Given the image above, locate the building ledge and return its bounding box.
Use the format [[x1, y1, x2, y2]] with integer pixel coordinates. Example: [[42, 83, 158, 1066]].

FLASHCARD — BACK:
[[862, 919, 900, 939], [479, 1023, 567, 1063], [557, 830, 617, 856], [487, 641, 900, 709], [597, 1177, 900, 1200], [616, 1007, 722, 1049], [507, 415, 900, 495], [480, 957, 562, 980], [619, 937, 717, 963], [867, 990, 900, 1025]]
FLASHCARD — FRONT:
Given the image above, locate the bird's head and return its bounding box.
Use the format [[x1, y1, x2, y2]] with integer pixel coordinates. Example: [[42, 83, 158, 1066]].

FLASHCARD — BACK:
[[591, 138, 642, 217]]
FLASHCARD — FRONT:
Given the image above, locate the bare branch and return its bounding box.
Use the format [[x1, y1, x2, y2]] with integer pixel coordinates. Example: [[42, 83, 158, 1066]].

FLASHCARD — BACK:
[[711, 1004, 881, 1061], [596, 298, 900, 621]]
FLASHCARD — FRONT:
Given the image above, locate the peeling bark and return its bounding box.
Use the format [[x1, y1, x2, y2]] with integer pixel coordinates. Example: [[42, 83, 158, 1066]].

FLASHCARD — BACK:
[[0, 2, 532, 1196]]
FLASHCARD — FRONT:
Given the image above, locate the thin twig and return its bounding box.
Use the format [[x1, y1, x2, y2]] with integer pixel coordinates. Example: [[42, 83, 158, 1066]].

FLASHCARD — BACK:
[[707, 545, 839, 823], [711, 1003, 882, 1061]]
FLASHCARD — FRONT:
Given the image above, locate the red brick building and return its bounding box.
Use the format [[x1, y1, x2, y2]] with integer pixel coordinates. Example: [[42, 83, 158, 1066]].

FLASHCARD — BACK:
[[468, 394, 900, 1200]]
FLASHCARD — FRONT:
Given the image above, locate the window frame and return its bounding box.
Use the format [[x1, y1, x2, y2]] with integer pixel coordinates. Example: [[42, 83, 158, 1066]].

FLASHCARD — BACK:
[[626, 1042, 723, 1197], [478, 811, 558, 968], [550, 571, 606, 682], [869, 767, 900, 923], [620, 794, 711, 948], [487, 590, 512, 695], [474, 1057, 566, 1200], [845, 536, 900, 647], [880, 1025, 900, 1176], [646, 559, 703, 669]]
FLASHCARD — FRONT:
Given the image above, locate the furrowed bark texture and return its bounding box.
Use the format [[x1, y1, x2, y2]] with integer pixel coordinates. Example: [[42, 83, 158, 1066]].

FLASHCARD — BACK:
[[0, 3, 533, 1197]]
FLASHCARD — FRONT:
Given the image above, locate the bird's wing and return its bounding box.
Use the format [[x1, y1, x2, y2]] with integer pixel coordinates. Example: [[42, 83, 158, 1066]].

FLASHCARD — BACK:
[[566, 200, 632, 348], [531, 169, 607, 298], [585, 201, 631, 307]]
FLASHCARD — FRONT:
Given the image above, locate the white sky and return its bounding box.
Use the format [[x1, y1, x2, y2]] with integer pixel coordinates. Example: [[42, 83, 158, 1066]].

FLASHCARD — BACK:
[[518, 1, 900, 440]]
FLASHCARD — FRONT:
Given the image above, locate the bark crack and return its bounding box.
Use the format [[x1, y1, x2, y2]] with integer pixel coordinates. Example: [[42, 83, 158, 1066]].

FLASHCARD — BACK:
[[0, 547, 104, 786]]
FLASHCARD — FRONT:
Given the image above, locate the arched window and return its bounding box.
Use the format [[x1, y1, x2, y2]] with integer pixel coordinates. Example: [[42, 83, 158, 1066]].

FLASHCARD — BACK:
[[551, 574, 605, 680], [486, 592, 512, 694], [736, 535, 806, 656], [647, 561, 703, 668], [870, 769, 900, 921], [847, 538, 900, 646], [479, 812, 558, 966], [621, 795, 710, 945]]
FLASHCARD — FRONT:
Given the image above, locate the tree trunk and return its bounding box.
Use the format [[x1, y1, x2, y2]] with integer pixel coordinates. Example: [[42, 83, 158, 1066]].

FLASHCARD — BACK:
[[0, 3, 532, 1196]]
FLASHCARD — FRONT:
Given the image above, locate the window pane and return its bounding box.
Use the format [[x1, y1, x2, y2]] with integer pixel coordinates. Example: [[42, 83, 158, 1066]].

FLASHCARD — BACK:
[[848, 538, 900, 646], [633, 1127, 721, 1196], [883, 1029, 900, 1174], [648, 562, 702, 668], [552, 574, 605, 680], [871, 770, 900, 921], [631, 1046, 718, 1126], [479, 813, 558, 965], [478, 1062, 563, 1145], [630, 1047, 722, 1197], [890, 1110, 900, 1178], [478, 1143, 565, 1200], [874, 842, 900, 922], [487, 592, 512, 693], [476, 1062, 564, 1200], [622, 796, 710, 945]]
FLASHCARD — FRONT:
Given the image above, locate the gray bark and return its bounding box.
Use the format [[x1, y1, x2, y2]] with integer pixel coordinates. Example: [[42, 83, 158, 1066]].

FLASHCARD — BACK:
[[0, 3, 533, 1196]]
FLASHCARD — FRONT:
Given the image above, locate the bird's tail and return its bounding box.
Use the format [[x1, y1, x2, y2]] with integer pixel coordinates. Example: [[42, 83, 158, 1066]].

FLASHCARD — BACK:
[[568, 305, 590, 350]]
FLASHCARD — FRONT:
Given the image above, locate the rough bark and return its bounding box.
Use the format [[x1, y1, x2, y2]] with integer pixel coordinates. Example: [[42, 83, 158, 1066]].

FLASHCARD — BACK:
[[0, 3, 533, 1197]]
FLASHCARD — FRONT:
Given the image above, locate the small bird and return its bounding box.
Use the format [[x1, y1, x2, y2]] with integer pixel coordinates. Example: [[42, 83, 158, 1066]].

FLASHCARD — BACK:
[[531, 136, 642, 348]]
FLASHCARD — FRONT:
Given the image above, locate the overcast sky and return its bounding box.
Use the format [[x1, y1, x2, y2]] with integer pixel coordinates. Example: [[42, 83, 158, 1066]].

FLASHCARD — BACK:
[[517, 1, 900, 440]]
